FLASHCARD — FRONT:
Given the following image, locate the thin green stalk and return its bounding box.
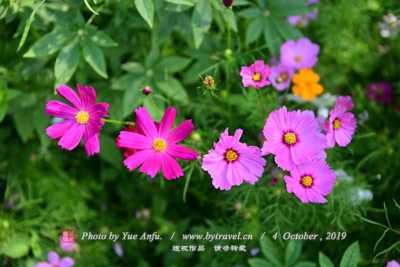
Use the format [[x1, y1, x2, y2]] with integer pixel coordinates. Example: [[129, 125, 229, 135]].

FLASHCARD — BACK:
[[102, 118, 135, 126], [257, 89, 266, 118], [227, 8, 231, 50], [83, 0, 99, 15], [148, 94, 163, 117]]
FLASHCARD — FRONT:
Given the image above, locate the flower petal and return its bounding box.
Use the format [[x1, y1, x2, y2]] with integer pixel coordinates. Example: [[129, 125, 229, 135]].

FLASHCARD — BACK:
[[34, 263, 52, 267], [84, 124, 100, 156], [77, 84, 96, 108], [58, 123, 85, 150], [48, 251, 59, 265], [139, 150, 161, 178], [58, 257, 75, 267], [135, 107, 158, 139], [158, 107, 176, 138], [46, 120, 73, 139], [123, 149, 153, 171], [166, 144, 199, 160], [56, 85, 81, 108], [166, 119, 194, 144], [118, 131, 153, 150], [160, 153, 184, 180], [46, 101, 77, 120]]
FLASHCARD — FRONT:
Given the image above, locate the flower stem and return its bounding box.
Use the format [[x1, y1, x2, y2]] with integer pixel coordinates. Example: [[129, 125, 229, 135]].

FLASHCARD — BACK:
[[227, 8, 231, 50], [102, 118, 135, 126], [257, 89, 267, 118], [148, 95, 163, 117]]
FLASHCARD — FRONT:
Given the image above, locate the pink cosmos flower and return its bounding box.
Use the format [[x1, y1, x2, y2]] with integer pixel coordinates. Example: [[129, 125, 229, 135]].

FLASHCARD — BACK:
[[202, 128, 266, 190], [46, 84, 109, 156], [268, 64, 295, 91], [366, 81, 394, 104], [387, 260, 400, 267], [326, 107, 357, 148], [35, 251, 74, 267], [335, 95, 354, 111], [240, 60, 272, 89], [284, 158, 336, 203], [261, 106, 326, 171], [117, 107, 199, 180], [116, 124, 137, 158], [280, 38, 320, 70]]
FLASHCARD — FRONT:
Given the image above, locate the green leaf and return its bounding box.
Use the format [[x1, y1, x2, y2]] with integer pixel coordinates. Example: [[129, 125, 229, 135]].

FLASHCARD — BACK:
[[122, 76, 145, 117], [153, 56, 191, 73], [98, 134, 123, 167], [246, 17, 263, 45], [155, 76, 188, 102], [17, 0, 45, 52], [339, 242, 360, 267], [263, 18, 282, 56], [135, 0, 154, 28], [271, 16, 302, 40], [248, 258, 276, 267], [143, 96, 164, 122], [55, 38, 80, 86], [260, 237, 281, 267], [81, 36, 108, 78], [33, 100, 50, 148], [165, 0, 194, 6], [122, 62, 146, 74], [270, 0, 308, 16], [13, 107, 34, 143], [191, 0, 212, 48], [24, 29, 74, 58], [3, 236, 30, 258], [285, 241, 302, 267], [238, 8, 262, 18], [86, 26, 118, 47], [319, 252, 335, 267], [293, 262, 316, 267]]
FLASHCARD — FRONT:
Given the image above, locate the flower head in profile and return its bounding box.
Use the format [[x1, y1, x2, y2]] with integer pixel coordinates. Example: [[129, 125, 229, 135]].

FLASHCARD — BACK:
[[335, 95, 354, 111], [118, 107, 199, 180], [46, 84, 109, 156], [292, 68, 323, 100], [240, 60, 271, 89], [202, 128, 266, 190], [366, 81, 394, 104], [326, 107, 357, 148], [284, 158, 336, 203], [268, 64, 294, 91], [387, 260, 400, 267], [280, 38, 319, 69], [35, 251, 74, 267], [116, 124, 136, 158], [261, 106, 326, 171]]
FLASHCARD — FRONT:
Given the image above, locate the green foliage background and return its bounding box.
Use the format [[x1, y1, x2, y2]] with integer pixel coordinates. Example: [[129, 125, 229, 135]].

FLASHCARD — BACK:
[[0, 0, 400, 266]]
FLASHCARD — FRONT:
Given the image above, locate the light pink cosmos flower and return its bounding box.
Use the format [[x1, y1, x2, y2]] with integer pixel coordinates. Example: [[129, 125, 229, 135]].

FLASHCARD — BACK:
[[261, 106, 326, 171], [326, 107, 357, 148], [46, 84, 109, 156], [284, 158, 336, 203], [335, 95, 354, 111], [240, 60, 272, 89], [35, 251, 74, 267], [387, 260, 400, 267], [268, 64, 294, 91], [118, 107, 199, 180], [280, 38, 320, 70], [202, 128, 266, 190]]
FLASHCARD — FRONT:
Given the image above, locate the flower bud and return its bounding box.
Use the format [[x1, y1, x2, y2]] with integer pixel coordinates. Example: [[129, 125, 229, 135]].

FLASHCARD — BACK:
[[223, 0, 234, 7], [142, 86, 151, 95]]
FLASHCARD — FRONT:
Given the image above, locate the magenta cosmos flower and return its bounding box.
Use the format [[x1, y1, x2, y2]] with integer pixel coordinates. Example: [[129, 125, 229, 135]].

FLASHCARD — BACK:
[[46, 84, 109, 156], [280, 38, 319, 70], [284, 158, 336, 203], [117, 107, 199, 180], [240, 60, 271, 89], [202, 128, 266, 190], [35, 251, 74, 267], [366, 81, 394, 104], [261, 106, 326, 171], [335, 95, 354, 111], [268, 64, 295, 91], [326, 107, 357, 148], [387, 261, 400, 267]]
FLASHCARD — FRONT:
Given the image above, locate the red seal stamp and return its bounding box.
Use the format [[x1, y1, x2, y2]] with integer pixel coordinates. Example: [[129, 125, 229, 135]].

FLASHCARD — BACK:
[[62, 229, 76, 243]]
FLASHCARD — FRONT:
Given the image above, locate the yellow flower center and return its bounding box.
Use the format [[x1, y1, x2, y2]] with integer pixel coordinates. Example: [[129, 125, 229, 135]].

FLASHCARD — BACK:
[[295, 56, 302, 62], [281, 73, 288, 81], [297, 17, 304, 27], [283, 132, 296, 145], [252, 73, 261, 82], [153, 139, 167, 152], [301, 175, 313, 187], [333, 119, 341, 130], [390, 22, 397, 29], [225, 149, 238, 162], [76, 110, 89, 124]]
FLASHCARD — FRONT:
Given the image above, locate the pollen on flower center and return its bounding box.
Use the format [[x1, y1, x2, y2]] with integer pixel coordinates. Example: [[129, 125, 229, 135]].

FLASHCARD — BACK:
[[252, 73, 261, 82], [333, 119, 341, 130], [225, 149, 238, 162], [153, 139, 167, 152], [76, 110, 89, 124], [301, 175, 313, 187], [283, 132, 297, 145], [390, 22, 397, 29], [295, 56, 302, 62]]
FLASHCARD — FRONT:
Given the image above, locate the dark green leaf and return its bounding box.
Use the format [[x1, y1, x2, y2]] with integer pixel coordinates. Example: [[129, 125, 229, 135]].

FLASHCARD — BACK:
[[339, 242, 360, 267], [260, 237, 281, 266], [55, 38, 80, 86], [248, 258, 276, 267], [246, 17, 263, 45], [122, 62, 146, 74], [285, 241, 302, 267], [191, 0, 212, 48], [17, 0, 45, 52], [238, 8, 262, 18], [98, 134, 123, 167], [165, 0, 194, 6], [271, 16, 303, 40], [13, 107, 34, 143], [81, 36, 108, 78], [293, 262, 316, 267], [24, 30, 74, 58], [319, 252, 335, 267], [153, 56, 191, 73], [86, 26, 118, 47], [135, 0, 154, 28], [263, 18, 282, 56], [270, 0, 308, 16], [155, 76, 188, 102]]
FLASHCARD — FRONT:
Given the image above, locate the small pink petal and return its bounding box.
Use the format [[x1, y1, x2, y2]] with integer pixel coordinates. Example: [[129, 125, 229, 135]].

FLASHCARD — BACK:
[[58, 123, 85, 150], [56, 85, 81, 108], [166, 119, 194, 144], [158, 107, 176, 138]]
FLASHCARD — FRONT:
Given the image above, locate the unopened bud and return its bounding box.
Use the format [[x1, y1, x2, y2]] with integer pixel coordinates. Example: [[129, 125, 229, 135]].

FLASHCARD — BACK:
[[223, 0, 234, 7], [142, 86, 151, 95]]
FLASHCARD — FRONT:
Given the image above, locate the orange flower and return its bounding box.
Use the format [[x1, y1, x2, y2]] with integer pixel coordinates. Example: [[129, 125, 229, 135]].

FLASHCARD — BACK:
[[292, 68, 323, 100]]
